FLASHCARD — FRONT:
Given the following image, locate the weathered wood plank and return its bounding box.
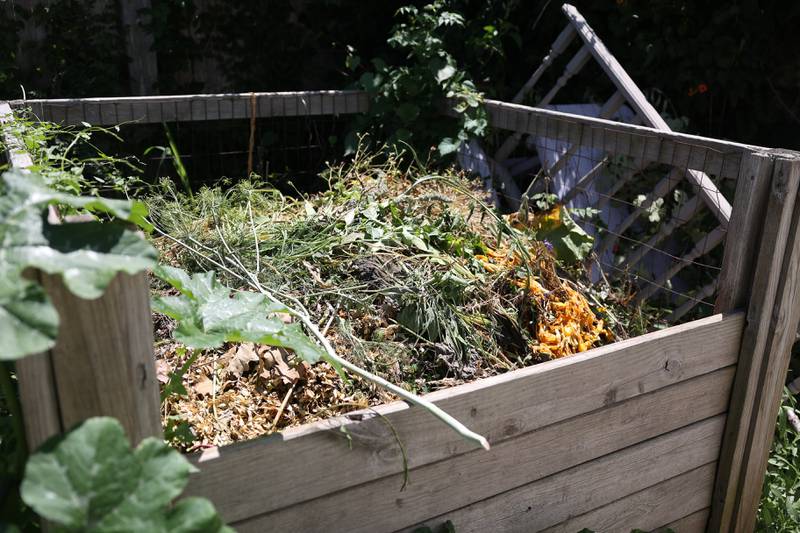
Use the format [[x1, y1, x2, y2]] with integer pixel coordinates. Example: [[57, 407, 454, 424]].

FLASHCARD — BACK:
[[633, 225, 725, 303], [666, 278, 719, 323], [511, 24, 576, 104], [714, 152, 774, 313], [15, 351, 62, 450], [730, 155, 800, 531], [0, 102, 34, 169], [1, 102, 61, 451], [478, 100, 751, 180], [185, 313, 743, 522], [404, 403, 726, 533], [656, 508, 709, 533], [230, 368, 733, 533], [41, 272, 162, 444], [710, 155, 800, 531], [11, 91, 370, 126], [541, 463, 716, 533]]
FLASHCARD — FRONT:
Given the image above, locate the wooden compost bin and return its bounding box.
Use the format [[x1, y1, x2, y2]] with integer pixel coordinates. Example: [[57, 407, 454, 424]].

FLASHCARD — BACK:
[[5, 91, 800, 533]]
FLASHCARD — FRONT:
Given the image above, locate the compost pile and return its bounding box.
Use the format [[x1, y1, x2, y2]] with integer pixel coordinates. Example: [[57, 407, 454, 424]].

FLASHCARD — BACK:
[[149, 151, 618, 449]]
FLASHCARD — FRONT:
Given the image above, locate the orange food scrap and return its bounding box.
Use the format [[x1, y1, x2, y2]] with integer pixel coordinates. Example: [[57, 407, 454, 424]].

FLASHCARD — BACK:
[[476, 245, 612, 359]]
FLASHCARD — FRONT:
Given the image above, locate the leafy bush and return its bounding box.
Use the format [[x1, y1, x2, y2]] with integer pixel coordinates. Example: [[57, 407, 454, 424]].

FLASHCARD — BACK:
[[758, 390, 800, 529], [347, 1, 488, 157]]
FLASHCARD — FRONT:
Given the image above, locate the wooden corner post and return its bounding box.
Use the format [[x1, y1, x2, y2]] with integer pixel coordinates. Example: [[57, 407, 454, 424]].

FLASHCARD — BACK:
[[17, 272, 162, 449], [710, 152, 800, 531], [5, 100, 162, 449]]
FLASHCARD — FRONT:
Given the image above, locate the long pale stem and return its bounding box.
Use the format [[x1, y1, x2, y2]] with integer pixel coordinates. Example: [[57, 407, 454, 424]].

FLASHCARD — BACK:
[[155, 224, 491, 450]]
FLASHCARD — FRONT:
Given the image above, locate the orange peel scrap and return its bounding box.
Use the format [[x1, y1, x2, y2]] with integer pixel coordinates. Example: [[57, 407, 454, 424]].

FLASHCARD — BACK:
[[476, 245, 612, 359]]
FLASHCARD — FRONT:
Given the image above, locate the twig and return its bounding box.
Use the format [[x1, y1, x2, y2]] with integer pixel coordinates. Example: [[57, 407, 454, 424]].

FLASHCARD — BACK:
[[247, 198, 261, 276], [176, 225, 491, 450], [271, 381, 297, 430]]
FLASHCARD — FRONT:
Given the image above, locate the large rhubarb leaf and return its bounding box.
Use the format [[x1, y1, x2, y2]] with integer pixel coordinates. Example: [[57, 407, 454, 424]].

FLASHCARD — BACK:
[[20, 417, 231, 533], [152, 265, 324, 363], [0, 170, 157, 359]]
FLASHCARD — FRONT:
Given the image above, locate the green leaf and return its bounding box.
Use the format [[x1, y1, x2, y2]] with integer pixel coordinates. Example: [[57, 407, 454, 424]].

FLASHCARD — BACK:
[[435, 64, 457, 84], [537, 207, 594, 263], [152, 265, 324, 364], [0, 170, 157, 359], [167, 498, 233, 533], [1, 169, 152, 232], [0, 269, 59, 359], [22, 221, 156, 299], [20, 417, 227, 532], [438, 137, 461, 156], [396, 103, 420, 123]]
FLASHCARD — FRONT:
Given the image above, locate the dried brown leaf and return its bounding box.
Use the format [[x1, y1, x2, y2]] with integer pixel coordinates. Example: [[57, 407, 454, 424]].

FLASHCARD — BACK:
[[224, 343, 260, 377]]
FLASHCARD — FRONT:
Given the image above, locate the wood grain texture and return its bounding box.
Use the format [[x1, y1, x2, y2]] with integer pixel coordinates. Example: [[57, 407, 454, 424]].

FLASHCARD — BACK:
[[710, 155, 800, 531], [714, 151, 775, 313], [2, 102, 61, 450], [476, 100, 754, 181], [185, 313, 743, 523], [732, 156, 800, 531], [561, 3, 731, 224], [656, 508, 710, 532], [511, 24, 576, 103], [11, 91, 369, 126], [230, 368, 733, 532], [15, 351, 62, 450], [541, 463, 716, 533], [41, 272, 162, 444], [402, 385, 729, 533]]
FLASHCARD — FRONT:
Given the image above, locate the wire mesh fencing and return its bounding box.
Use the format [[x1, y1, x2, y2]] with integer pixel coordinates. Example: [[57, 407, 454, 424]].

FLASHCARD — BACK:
[[459, 100, 749, 324]]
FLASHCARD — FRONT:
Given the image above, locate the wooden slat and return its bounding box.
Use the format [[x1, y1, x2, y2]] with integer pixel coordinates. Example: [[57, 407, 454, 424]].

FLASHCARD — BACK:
[[1, 103, 62, 451], [41, 272, 162, 444], [730, 156, 800, 530], [656, 508, 710, 533], [511, 24, 577, 103], [599, 166, 685, 260], [633, 225, 725, 303], [541, 463, 716, 533], [230, 369, 733, 532], [562, 4, 732, 224], [710, 155, 800, 531], [544, 91, 623, 181], [408, 417, 722, 533], [666, 278, 719, 324], [476, 100, 752, 180], [11, 91, 370, 126], [15, 351, 62, 450], [185, 313, 743, 523], [494, 45, 592, 163], [620, 194, 703, 273], [714, 152, 775, 313], [0, 102, 34, 168]]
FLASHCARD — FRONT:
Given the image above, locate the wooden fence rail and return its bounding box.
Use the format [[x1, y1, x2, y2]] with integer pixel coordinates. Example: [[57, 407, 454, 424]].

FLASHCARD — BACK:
[[3, 93, 800, 532]]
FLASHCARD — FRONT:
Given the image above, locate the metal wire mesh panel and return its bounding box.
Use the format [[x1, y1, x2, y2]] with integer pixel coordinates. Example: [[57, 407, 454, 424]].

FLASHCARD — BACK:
[[463, 100, 751, 323]]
